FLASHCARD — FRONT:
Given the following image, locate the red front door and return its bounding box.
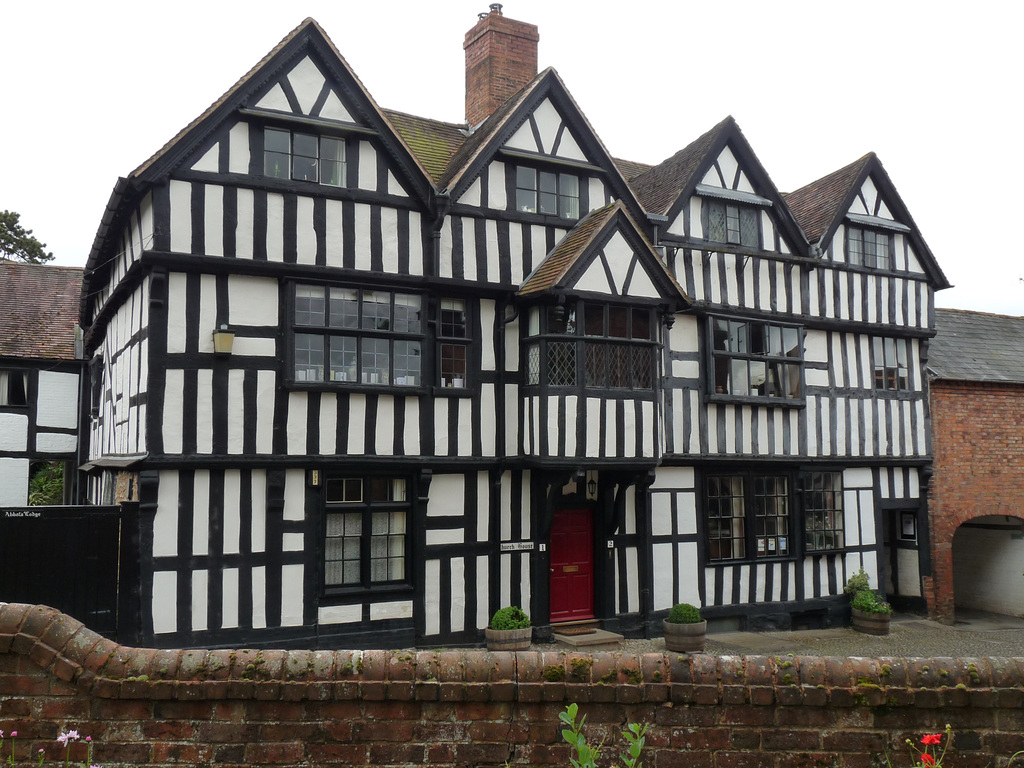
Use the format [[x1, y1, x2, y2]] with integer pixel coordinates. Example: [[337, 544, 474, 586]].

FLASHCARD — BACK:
[[549, 508, 594, 623]]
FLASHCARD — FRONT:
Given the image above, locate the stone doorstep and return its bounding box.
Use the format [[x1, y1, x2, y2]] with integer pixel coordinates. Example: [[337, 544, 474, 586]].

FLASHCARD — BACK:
[[553, 628, 625, 650]]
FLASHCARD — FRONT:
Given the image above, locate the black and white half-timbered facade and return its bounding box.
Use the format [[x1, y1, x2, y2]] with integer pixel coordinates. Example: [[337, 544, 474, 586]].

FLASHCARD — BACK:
[[79, 9, 948, 648]]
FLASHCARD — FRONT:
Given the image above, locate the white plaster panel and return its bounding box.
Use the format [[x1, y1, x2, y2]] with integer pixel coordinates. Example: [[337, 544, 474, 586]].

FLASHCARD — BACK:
[[358, 140, 377, 192], [588, 177, 606, 214], [35, 433, 77, 453], [255, 370, 276, 454], [318, 395, 337, 455], [192, 570, 208, 631], [191, 144, 218, 173], [404, 398, 419, 455], [228, 275, 279, 327], [223, 470, 241, 554], [575, 259, 613, 294], [462, 217, 477, 282], [504, 121, 537, 152], [222, 568, 240, 629], [347, 395, 365, 454], [381, 207, 399, 274], [427, 528, 465, 546], [488, 161, 507, 210], [326, 199, 344, 267], [228, 122, 250, 175], [227, 370, 244, 454], [283, 533, 304, 551], [169, 180, 191, 254], [151, 571, 177, 634], [480, 384, 496, 457], [0, 458, 28, 505], [319, 603, 362, 624], [256, 82, 290, 112], [0, 413, 28, 451], [354, 203, 372, 270], [375, 395, 394, 456], [266, 193, 284, 261], [280, 564, 304, 626], [162, 370, 184, 453], [252, 566, 267, 629], [554, 128, 586, 162], [296, 196, 317, 265], [736, 169, 754, 194], [235, 188, 254, 259], [533, 98, 562, 154], [192, 471, 210, 556], [320, 90, 354, 122], [251, 471, 267, 553], [287, 56, 325, 115], [427, 474, 464, 517], [370, 600, 413, 621], [460, 176, 481, 207], [425, 559, 440, 634], [196, 369, 214, 453], [408, 211, 424, 276], [166, 273, 188, 354], [476, 554, 489, 629], [205, 185, 224, 257], [283, 468, 306, 521]]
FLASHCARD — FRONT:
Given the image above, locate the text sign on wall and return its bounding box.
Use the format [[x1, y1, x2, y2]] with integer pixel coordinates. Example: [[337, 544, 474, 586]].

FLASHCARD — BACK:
[[499, 541, 535, 552]]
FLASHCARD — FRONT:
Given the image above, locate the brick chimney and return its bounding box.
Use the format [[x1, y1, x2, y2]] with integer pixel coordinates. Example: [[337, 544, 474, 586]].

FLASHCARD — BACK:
[[464, 4, 539, 127]]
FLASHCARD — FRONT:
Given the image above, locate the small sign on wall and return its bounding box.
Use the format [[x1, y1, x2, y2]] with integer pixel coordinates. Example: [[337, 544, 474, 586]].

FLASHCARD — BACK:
[[500, 541, 535, 552]]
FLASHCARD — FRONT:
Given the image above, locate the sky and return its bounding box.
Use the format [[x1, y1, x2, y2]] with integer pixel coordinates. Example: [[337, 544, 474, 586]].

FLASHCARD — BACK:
[[2, 1, 1021, 315]]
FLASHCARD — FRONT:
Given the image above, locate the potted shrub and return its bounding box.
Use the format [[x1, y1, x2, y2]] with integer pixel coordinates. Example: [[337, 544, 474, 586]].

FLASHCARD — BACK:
[[485, 606, 532, 650], [850, 588, 892, 635], [844, 568, 871, 598], [663, 602, 706, 652]]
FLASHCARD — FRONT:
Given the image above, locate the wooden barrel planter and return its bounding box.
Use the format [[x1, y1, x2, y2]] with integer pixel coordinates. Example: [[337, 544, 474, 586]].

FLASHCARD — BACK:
[[663, 619, 707, 652], [485, 626, 532, 651], [851, 608, 890, 636]]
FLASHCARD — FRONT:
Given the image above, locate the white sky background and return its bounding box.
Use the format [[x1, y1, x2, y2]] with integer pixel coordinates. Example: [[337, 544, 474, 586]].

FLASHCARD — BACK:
[[2, 1, 1020, 314]]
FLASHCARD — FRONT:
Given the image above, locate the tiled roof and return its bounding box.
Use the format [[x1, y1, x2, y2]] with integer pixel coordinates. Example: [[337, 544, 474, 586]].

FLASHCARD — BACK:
[[383, 110, 467, 185], [0, 261, 82, 360], [928, 309, 1024, 384], [614, 157, 653, 182], [783, 154, 873, 244], [629, 117, 734, 216], [519, 204, 619, 295]]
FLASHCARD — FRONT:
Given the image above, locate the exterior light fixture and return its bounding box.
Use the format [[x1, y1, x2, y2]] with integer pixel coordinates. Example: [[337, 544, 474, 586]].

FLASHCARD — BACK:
[[212, 324, 235, 355], [586, 472, 597, 500]]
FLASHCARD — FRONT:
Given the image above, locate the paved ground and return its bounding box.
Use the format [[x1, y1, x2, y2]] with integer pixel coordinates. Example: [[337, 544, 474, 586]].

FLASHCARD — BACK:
[[552, 610, 1024, 657]]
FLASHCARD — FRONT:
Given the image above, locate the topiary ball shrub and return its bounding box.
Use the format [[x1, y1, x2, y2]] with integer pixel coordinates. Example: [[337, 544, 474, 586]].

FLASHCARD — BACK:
[[666, 602, 702, 624], [490, 606, 530, 630]]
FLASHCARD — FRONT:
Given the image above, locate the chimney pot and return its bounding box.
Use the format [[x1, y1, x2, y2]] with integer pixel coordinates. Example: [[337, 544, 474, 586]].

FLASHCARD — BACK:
[[490, 3, 503, 12]]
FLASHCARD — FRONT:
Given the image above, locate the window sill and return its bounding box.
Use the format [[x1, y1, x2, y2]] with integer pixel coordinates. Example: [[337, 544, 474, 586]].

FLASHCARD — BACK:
[[432, 386, 472, 397], [288, 381, 428, 395], [322, 583, 414, 601], [708, 392, 804, 408]]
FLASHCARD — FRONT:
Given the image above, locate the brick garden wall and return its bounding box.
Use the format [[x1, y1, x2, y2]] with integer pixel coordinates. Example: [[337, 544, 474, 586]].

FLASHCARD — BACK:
[[2, 603, 1024, 768], [926, 381, 1024, 623]]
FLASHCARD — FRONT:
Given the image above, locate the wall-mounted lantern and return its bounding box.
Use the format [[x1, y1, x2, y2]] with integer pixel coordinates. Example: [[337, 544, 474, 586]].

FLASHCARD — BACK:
[[212, 324, 235, 356], [586, 471, 598, 500]]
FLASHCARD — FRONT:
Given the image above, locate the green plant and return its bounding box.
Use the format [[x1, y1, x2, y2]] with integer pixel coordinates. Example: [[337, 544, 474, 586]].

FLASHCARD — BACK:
[[490, 605, 530, 630], [666, 602, 702, 624], [558, 703, 647, 768], [844, 568, 871, 596], [1, 727, 97, 768], [28, 461, 64, 506], [851, 589, 892, 615]]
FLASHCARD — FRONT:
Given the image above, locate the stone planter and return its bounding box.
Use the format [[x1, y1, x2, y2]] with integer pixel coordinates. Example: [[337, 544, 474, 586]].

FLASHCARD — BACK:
[[851, 608, 890, 636], [485, 626, 532, 651], [663, 619, 707, 652]]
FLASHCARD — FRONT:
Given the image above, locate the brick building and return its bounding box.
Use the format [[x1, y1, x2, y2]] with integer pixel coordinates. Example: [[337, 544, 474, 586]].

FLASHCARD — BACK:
[[925, 308, 1024, 623]]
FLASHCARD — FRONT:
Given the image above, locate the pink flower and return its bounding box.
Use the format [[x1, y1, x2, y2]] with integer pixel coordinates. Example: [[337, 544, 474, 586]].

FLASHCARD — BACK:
[[11, 731, 17, 737]]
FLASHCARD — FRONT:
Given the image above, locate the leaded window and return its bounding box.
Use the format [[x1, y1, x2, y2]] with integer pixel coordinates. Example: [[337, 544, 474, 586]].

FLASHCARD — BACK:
[[523, 301, 656, 391], [293, 284, 422, 387], [324, 477, 408, 589], [705, 200, 759, 248], [265, 128, 345, 186], [804, 472, 845, 552], [439, 298, 469, 388], [710, 318, 802, 400]]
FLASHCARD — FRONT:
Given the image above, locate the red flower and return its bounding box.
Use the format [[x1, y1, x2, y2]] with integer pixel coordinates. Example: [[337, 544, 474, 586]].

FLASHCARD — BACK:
[[921, 734, 943, 746], [921, 755, 936, 766]]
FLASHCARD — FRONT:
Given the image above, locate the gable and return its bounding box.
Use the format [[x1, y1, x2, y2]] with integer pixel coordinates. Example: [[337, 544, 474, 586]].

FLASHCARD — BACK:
[[572, 230, 663, 299], [698, 146, 757, 195], [502, 97, 588, 163], [252, 54, 357, 123]]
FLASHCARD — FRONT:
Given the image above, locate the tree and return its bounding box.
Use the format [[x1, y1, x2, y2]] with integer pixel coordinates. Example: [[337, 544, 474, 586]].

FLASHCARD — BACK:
[[0, 210, 54, 263]]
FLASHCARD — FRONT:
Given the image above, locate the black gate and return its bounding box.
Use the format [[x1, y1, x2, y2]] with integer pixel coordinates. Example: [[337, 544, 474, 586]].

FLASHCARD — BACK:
[[0, 504, 142, 642]]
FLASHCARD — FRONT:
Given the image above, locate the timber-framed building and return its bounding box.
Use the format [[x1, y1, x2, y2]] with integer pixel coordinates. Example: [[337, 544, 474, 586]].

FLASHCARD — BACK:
[[79, 8, 948, 648]]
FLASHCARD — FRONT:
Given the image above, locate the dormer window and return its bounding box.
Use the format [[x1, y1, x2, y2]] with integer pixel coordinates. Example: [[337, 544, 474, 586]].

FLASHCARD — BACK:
[[265, 128, 345, 186], [847, 227, 890, 269], [515, 167, 579, 219], [705, 200, 759, 248]]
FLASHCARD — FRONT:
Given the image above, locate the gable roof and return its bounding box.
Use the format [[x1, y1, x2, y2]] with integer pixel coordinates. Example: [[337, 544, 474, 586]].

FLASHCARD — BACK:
[[784, 153, 950, 289], [383, 110, 467, 185], [85, 18, 437, 286], [0, 262, 82, 360], [629, 116, 808, 255], [928, 309, 1024, 384], [519, 201, 687, 304], [436, 68, 648, 224]]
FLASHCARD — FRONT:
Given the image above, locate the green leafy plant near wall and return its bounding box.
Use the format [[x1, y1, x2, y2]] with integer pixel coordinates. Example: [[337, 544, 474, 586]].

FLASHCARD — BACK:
[[665, 602, 702, 624], [558, 704, 647, 768], [851, 589, 892, 614], [490, 606, 530, 630]]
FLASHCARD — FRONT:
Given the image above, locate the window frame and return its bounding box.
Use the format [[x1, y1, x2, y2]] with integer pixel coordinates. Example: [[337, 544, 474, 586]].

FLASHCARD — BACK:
[[708, 316, 803, 404], [514, 166, 580, 219], [703, 199, 761, 249], [437, 297, 471, 389], [705, 471, 793, 563], [323, 476, 412, 595], [290, 282, 425, 390], [523, 300, 658, 393], [872, 337, 910, 392], [846, 226, 891, 270], [264, 126, 347, 187], [803, 471, 845, 553], [0, 369, 29, 408]]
